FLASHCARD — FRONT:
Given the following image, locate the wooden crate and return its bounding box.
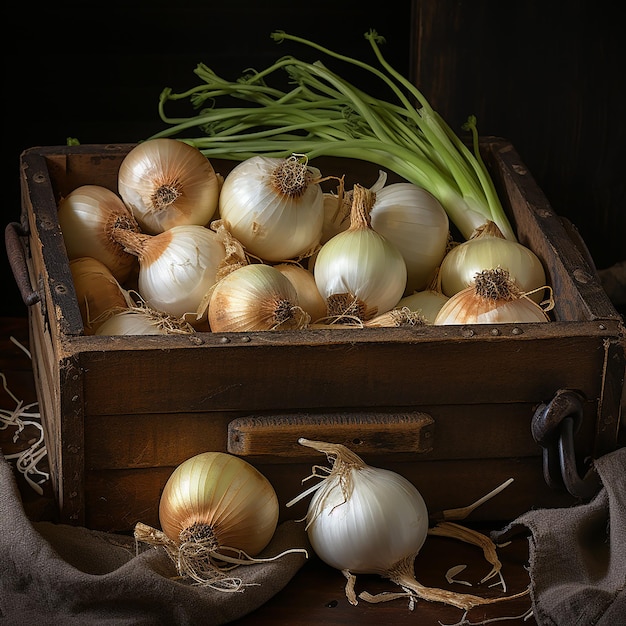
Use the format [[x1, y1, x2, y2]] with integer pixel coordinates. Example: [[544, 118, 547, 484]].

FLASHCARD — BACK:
[[10, 140, 625, 531]]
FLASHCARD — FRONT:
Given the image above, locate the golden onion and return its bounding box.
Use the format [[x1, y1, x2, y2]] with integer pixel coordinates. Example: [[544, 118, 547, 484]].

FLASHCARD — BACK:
[[118, 138, 220, 234]]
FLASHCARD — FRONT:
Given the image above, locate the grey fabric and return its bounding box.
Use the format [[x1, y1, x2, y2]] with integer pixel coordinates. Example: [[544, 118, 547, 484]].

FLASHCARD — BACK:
[[492, 446, 626, 626], [0, 449, 310, 625]]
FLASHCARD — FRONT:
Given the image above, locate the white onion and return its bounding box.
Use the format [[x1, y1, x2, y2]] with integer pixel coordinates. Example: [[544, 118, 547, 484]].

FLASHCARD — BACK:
[[112, 224, 226, 320], [314, 184, 407, 321], [117, 138, 220, 234], [288, 438, 526, 612], [370, 182, 449, 295], [289, 439, 428, 576], [95, 306, 196, 335], [397, 289, 449, 324], [218, 155, 324, 262]]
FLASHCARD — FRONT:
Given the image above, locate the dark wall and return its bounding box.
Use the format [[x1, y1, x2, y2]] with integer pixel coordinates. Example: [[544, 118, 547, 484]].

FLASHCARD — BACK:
[[4, 0, 623, 317]]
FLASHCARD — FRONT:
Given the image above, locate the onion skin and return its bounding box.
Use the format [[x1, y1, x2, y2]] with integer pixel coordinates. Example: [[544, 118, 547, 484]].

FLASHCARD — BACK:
[[159, 452, 279, 557]]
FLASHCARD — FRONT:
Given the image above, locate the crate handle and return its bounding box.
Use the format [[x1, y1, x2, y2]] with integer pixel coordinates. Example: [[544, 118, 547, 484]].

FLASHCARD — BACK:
[[531, 389, 602, 500], [228, 412, 435, 458], [5, 221, 41, 307]]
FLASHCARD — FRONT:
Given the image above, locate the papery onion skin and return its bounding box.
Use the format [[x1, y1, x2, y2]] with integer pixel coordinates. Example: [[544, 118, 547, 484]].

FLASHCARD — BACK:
[[159, 452, 279, 557], [218, 156, 324, 262], [439, 221, 546, 303], [58, 185, 139, 283], [209, 263, 309, 332], [370, 183, 449, 296], [118, 138, 220, 234]]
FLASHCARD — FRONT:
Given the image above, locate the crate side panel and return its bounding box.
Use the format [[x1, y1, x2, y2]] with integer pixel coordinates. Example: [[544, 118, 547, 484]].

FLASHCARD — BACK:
[[84, 412, 233, 470], [486, 141, 620, 322], [79, 333, 611, 414]]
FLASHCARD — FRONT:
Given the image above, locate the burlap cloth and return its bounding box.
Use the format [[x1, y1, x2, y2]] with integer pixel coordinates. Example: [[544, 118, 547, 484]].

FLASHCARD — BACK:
[[492, 446, 626, 625], [0, 449, 310, 625]]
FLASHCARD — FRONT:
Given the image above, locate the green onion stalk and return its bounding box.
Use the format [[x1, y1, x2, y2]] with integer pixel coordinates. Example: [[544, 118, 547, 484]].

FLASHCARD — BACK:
[[149, 30, 516, 242]]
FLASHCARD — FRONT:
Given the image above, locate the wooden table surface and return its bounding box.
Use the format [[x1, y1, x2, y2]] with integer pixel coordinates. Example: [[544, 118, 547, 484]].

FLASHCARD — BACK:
[[1, 316, 536, 625]]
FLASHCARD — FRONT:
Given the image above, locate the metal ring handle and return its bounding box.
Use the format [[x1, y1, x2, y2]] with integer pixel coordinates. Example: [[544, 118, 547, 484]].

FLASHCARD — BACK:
[[5, 221, 40, 307]]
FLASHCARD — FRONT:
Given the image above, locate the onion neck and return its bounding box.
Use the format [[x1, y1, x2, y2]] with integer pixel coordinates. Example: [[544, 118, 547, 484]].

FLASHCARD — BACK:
[[298, 438, 367, 471], [348, 184, 374, 231]]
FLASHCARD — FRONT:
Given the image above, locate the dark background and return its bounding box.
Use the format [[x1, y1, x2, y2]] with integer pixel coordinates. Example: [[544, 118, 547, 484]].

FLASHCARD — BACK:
[[4, 0, 624, 317]]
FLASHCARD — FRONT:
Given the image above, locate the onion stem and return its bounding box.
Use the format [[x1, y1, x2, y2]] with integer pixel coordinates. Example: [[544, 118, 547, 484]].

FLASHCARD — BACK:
[[149, 30, 516, 242]]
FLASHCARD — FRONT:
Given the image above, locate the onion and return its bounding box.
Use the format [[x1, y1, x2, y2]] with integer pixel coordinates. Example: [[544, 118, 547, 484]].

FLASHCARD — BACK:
[[439, 221, 547, 303], [95, 305, 196, 335], [57, 184, 140, 283], [370, 182, 449, 295], [117, 138, 220, 234], [396, 290, 449, 324], [396, 270, 450, 324], [208, 263, 310, 332], [288, 439, 429, 578], [314, 184, 407, 322], [134, 452, 306, 588], [274, 262, 327, 323], [69, 257, 131, 335], [218, 155, 325, 262], [434, 267, 551, 325], [288, 438, 529, 611], [112, 224, 226, 320]]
